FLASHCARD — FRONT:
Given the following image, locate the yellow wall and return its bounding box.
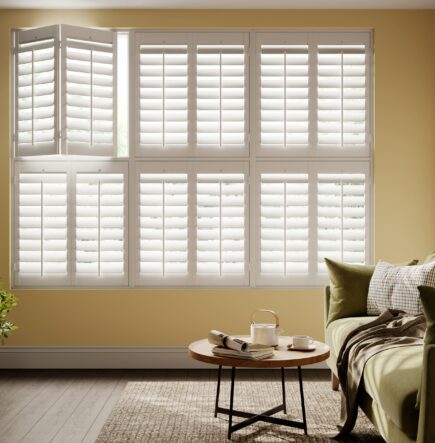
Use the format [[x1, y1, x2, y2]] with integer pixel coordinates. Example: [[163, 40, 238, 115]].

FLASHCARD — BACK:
[[1, 10, 435, 346]]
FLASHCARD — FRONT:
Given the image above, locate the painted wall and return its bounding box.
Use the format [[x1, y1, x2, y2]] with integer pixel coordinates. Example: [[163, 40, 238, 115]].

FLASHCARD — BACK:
[[1, 10, 434, 346]]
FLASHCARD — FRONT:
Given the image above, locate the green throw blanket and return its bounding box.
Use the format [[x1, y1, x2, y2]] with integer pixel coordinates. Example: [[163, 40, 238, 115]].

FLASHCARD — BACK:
[[335, 309, 426, 438]]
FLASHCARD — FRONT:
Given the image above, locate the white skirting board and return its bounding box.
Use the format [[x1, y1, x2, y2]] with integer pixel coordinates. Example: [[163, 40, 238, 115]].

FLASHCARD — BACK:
[[0, 346, 328, 369]]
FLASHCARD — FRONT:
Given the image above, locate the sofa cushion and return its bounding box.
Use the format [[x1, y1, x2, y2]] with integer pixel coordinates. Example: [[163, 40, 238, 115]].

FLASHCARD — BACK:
[[367, 260, 435, 315], [424, 250, 435, 264], [326, 316, 376, 363], [363, 345, 423, 439], [324, 258, 376, 326]]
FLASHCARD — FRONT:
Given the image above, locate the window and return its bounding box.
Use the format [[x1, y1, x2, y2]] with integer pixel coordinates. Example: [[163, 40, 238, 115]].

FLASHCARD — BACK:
[[12, 28, 372, 288]]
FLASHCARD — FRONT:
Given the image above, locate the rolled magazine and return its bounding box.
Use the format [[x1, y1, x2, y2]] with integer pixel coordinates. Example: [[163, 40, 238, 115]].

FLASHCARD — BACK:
[[208, 330, 272, 352]]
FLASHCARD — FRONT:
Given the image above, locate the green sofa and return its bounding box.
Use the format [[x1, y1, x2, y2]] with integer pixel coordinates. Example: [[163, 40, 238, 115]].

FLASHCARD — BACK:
[[325, 286, 435, 443]]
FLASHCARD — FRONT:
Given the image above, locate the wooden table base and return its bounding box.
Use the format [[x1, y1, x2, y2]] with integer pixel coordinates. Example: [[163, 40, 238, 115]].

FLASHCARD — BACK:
[[214, 365, 308, 440]]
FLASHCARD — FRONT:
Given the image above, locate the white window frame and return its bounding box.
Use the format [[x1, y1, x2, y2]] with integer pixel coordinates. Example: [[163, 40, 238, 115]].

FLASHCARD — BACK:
[[252, 160, 371, 287], [133, 161, 249, 287], [61, 25, 118, 157], [11, 28, 373, 289], [253, 31, 371, 158], [14, 25, 60, 157], [132, 31, 250, 158]]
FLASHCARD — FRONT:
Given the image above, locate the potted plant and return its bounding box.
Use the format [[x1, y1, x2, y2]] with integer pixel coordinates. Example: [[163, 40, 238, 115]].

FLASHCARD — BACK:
[[0, 286, 18, 344]]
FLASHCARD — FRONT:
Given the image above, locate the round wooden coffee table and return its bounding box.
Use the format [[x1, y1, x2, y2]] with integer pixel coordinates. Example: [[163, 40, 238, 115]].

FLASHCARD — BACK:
[[188, 336, 329, 440]]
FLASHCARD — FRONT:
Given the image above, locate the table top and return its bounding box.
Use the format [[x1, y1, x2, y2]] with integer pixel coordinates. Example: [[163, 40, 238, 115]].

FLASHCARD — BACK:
[[188, 336, 330, 368]]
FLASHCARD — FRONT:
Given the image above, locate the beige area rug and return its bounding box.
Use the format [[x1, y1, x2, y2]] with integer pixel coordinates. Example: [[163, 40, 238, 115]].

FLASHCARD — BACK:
[[97, 377, 383, 442]]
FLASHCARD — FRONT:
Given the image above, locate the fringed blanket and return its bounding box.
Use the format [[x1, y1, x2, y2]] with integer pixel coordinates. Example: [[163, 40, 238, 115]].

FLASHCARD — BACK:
[[335, 309, 426, 438]]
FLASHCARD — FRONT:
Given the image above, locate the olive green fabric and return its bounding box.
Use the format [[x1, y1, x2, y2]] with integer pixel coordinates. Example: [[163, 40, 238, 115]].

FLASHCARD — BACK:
[[423, 251, 435, 264], [326, 315, 423, 439], [325, 259, 375, 326], [363, 345, 422, 439], [325, 258, 419, 326], [417, 344, 435, 443], [416, 285, 435, 409], [325, 316, 375, 371], [419, 285, 435, 344]]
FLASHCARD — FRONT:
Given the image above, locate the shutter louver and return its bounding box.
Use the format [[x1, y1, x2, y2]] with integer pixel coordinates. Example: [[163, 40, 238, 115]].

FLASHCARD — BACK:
[[196, 45, 246, 150], [196, 173, 246, 282], [260, 46, 309, 150], [317, 173, 366, 272], [317, 45, 367, 147], [138, 173, 189, 284], [260, 173, 309, 276], [139, 45, 188, 152], [62, 26, 116, 156], [16, 172, 68, 285], [15, 26, 58, 156], [75, 172, 126, 284]]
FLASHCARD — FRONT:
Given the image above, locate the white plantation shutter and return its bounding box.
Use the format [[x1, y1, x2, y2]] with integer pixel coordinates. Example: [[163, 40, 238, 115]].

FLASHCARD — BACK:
[[137, 170, 189, 286], [136, 34, 189, 155], [62, 25, 116, 156], [74, 167, 127, 285], [15, 26, 59, 156], [196, 170, 247, 285], [317, 172, 368, 273], [15, 166, 68, 286], [317, 44, 368, 148], [259, 44, 309, 151], [196, 35, 248, 154], [257, 170, 309, 285]]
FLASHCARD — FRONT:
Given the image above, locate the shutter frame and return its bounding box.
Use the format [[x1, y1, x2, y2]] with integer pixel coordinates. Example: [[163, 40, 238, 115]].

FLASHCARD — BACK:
[[194, 161, 249, 286], [61, 25, 117, 157], [72, 161, 128, 286], [14, 161, 69, 287], [14, 25, 60, 157]]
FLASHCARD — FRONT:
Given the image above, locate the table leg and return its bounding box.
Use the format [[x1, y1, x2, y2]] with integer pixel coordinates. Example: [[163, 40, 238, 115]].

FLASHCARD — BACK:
[[215, 365, 222, 417], [228, 366, 236, 440], [297, 365, 308, 435], [281, 367, 287, 414]]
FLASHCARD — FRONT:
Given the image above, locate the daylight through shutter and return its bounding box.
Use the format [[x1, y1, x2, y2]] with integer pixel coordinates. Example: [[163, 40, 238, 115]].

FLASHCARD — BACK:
[[196, 44, 246, 151], [62, 25, 116, 156], [16, 170, 68, 285], [15, 26, 58, 156], [196, 173, 246, 283], [317, 45, 367, 147], [260, 45, 309, 150], [259, 173, 309, 280], [75, 171, 126, 284], [138, 44, 188, 152], [317, 173, 366, 272], [138, 172, 189, 285]]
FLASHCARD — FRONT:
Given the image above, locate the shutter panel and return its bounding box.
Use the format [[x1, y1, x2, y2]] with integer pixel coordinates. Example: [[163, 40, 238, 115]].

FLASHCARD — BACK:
[[138, 39, 188, 154], [16, 170, 68, 286], [62, 25, 116, 156], [317, 173, 366, 272], [196, 173, 246, 284], [196, 39, 247, 152], [317, 44, 367, 147], [15, 26, 58, 156], [260, 45, 309, 150], [138, 172, 189, 285], [259, 173, 309, 281], [75, 170, 126, 285]]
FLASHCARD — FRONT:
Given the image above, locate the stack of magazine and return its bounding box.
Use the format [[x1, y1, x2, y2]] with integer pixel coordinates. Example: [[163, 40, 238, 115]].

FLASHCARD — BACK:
[[208, 330, 274, 360]]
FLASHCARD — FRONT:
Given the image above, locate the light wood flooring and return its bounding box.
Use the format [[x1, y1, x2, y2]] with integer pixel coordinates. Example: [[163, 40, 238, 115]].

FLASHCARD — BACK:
[[0, 369, 328, 443]]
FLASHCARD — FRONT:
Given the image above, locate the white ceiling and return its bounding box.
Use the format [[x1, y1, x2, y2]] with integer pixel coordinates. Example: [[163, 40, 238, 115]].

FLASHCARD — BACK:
[[1, 0, 435, 9]]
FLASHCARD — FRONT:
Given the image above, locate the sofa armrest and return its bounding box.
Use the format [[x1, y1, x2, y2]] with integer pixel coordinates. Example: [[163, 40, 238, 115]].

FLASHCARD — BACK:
[[417, 344, 435, 443], [324, 285, 331, 325]]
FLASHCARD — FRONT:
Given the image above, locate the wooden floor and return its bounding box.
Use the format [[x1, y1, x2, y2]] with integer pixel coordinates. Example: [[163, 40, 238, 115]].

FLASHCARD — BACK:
[[0, 368, 328, 443]]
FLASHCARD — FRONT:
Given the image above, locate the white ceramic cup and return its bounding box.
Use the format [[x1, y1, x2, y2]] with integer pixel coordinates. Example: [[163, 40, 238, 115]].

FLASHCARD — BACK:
[[292, 335, 314, 349], [251, 323, 283, 347]]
